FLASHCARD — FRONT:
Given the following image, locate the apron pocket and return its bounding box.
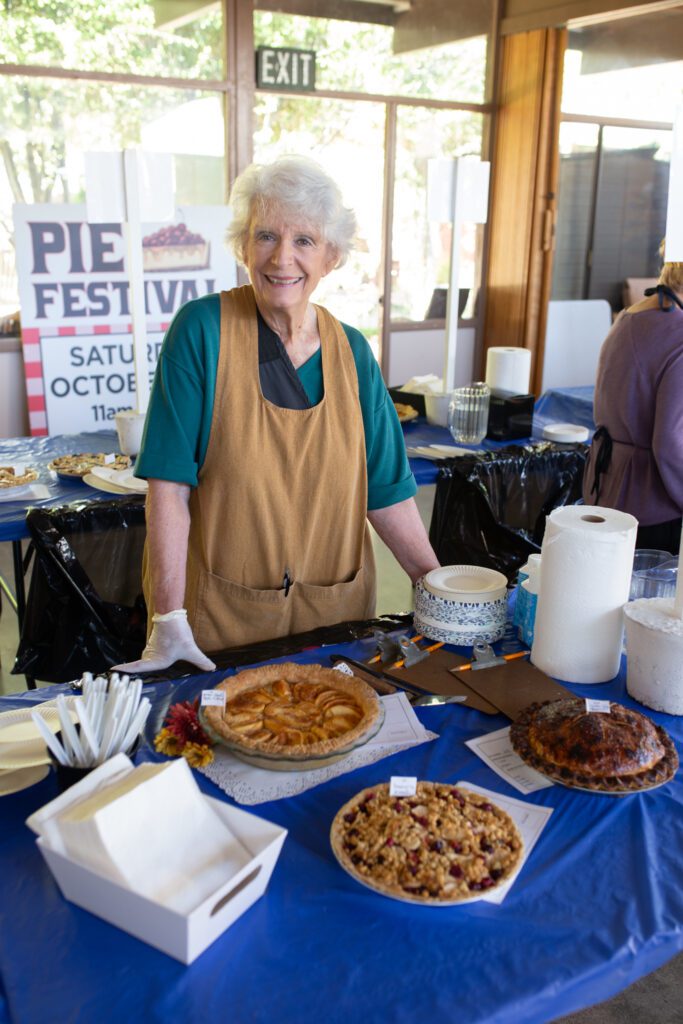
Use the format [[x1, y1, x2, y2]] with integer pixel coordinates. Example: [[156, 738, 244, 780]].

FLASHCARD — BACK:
[[193, 570, 290, 651], [290, 564, 376, 634]]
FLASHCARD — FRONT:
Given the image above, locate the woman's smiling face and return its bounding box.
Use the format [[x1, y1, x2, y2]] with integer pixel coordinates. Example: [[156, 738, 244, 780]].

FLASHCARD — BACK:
[[244, 204, 337, 323]]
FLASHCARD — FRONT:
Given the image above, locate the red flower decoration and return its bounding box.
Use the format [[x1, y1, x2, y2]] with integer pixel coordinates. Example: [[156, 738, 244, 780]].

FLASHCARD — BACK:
[[164, 699, 212, 748]]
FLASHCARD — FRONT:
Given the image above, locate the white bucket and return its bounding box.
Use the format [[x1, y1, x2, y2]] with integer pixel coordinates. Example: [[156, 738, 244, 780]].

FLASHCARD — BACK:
[[624, 598, 683, 715]]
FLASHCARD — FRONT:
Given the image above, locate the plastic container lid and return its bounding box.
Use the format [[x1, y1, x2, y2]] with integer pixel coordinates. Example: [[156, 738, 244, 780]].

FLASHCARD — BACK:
[[542, 423, 590, 443]]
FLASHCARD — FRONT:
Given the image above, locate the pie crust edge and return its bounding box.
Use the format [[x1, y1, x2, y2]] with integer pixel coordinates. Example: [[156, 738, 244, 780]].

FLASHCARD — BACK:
[[510, 699, 679, 793], [330, 781, 524, 905], [203, 662, 382, 758]]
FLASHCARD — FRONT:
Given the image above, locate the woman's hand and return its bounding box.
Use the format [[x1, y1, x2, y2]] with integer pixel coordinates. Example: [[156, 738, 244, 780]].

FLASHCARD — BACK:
[[113, 610, 216, 674]]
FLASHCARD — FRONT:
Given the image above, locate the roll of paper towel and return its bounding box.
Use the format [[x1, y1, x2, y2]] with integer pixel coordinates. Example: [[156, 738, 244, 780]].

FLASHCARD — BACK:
[[531, 506, 638, 683], [485, 347, 532, 395]]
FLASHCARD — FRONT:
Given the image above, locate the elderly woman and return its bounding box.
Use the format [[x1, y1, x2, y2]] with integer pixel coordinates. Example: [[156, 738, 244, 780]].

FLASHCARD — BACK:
[[118, 155, 439, 673], [583, 242, 683, 554]]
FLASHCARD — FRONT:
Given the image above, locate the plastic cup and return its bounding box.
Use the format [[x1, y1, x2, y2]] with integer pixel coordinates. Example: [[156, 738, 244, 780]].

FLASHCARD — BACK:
[[629, 551, 677, 600], [447, 382, 491, 444], [115, 409, 146, 457]]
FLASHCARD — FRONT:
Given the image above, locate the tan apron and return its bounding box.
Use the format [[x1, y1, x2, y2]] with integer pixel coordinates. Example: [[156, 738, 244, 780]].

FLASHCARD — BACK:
[[145, 285, 376, 650]]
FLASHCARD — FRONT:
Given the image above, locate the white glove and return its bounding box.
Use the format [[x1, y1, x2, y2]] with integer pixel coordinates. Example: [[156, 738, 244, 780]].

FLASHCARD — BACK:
[[112, 609, 216, 674]]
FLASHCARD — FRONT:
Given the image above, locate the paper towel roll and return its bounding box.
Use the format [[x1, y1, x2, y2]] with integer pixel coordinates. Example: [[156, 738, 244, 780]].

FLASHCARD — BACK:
[[485, 347, 532, 395], [531, 505, 638, 683]]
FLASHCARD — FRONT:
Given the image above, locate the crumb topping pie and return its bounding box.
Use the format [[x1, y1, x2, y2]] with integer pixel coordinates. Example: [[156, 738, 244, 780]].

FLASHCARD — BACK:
[[0, 466, 38, 488], [202, 662, 381, 759], [331, 782, 523, 904], [47, 453, 131, 477], [510, 698, 678, 793]]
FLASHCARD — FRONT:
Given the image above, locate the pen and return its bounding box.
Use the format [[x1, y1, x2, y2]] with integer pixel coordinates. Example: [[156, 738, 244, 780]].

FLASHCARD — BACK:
[[390, 640, 445, 670], [368, 635, 424, 665], [457, 650, 529, 672]]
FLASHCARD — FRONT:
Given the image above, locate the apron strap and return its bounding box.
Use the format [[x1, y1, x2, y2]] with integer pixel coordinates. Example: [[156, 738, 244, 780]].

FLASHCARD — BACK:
[[643, 284, 683, 311], [590, 425, 613, 504]]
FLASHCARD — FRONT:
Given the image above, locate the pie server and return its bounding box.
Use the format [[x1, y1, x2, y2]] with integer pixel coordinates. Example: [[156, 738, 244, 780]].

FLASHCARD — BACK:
[[328, 655, 424, 696]]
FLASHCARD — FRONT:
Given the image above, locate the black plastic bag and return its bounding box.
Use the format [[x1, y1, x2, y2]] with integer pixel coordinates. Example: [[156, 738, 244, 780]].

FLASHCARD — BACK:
[[13, 495, 147, 682], [429, 442, 588, 582]]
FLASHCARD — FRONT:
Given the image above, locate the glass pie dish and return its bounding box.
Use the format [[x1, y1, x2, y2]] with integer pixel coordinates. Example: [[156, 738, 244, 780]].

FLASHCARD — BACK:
[[199, 700, 385, 772]]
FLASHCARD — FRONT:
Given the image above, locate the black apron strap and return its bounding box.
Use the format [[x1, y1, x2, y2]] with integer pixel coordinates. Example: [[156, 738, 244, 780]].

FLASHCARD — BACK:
[[643, 284, 683, 311], [590, 425, 613, 504]]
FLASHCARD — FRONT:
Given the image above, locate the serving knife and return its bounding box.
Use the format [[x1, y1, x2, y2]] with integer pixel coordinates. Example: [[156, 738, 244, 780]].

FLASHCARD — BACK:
[[328, 655, 424, 697]]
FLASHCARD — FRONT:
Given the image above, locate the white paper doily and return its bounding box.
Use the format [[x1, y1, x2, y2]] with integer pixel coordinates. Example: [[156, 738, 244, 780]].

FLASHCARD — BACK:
[[198, 694, 438, 806]]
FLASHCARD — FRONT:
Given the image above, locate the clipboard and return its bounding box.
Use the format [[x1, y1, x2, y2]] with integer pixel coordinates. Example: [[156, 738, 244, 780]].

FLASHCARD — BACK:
[[376, 650, 500, 715], [449, 658, 574, 720]]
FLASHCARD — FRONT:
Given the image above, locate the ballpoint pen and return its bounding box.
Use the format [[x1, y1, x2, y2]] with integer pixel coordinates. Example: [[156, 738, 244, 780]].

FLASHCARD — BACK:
[[368, 635, 423, 665], [457, 650, 529, 672], [389, 640, 445, 670]]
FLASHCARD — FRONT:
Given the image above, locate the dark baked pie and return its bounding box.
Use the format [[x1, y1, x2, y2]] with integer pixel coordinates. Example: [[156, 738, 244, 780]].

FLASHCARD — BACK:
[[510, 698, 678, 793], [330, 782, 523, 904], [47, 453, 131, 477], [202, 662, 381, 759]]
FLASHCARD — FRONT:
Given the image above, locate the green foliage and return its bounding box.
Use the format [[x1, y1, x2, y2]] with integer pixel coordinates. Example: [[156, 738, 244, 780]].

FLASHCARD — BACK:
[[0, 0, 222, 209]]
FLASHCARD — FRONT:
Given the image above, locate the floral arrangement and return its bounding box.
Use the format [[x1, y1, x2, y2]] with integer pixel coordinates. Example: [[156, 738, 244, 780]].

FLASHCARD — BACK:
[[154, 698, 215, 767]]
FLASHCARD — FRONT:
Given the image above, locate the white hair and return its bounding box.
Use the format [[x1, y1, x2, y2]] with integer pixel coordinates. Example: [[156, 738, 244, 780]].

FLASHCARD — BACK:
[[227, 155, 357, 269]]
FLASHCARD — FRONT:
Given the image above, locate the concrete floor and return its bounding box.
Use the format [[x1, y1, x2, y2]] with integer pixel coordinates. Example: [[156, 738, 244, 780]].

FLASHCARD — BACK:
[[1, 487, 681, 1021]]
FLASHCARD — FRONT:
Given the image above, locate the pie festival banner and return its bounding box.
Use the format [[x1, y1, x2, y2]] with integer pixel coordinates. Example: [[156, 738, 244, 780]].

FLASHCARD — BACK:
[[13, 204, 236, 436]]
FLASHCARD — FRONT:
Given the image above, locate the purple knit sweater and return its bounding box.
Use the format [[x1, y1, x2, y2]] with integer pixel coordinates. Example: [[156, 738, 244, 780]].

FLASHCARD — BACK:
[[582, 305, 683, 525]]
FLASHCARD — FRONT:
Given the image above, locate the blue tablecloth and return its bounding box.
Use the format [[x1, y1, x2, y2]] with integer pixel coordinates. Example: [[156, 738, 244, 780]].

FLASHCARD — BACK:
[[0, 431, 122, 543], [1, 639, 681, 1024], [534, 387, 595, 434], [404, 386, 595, 486], [402, 420, 519, 486]]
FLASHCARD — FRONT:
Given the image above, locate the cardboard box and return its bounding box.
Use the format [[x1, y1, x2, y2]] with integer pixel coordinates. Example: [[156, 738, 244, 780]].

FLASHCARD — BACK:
[[36, 797, 287, 964]]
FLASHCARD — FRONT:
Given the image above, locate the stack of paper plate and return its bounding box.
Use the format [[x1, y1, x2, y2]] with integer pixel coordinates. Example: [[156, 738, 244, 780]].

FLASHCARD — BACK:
[[415, 566, 508, 646]]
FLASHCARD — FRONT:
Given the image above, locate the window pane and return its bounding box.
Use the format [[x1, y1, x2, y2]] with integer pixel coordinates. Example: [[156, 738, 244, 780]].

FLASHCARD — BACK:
[[0, 0, 224, 79], [551, 122, 600, 301], [254, 8, 489, 103], [253, 94, 385, 353], [391, 108, 484, 323], [589, 126, 671, 311], [562, 11, 683, 122], [0, 77, 226, 314]]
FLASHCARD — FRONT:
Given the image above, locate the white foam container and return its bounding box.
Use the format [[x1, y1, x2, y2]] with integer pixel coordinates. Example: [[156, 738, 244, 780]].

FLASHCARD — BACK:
[[36, 797, 287, 964]]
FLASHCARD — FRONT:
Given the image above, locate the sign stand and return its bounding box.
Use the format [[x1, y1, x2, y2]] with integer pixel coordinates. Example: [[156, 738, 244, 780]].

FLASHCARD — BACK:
[[428, 158, 490, 392], [122, 151, 151, 414], [665, 104, 683, 261], [84, 148, 175, 416]]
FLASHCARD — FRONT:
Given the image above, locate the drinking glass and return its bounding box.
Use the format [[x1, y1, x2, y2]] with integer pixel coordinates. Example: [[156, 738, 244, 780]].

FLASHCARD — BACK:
[[629, 549, 672, 600], [447, 382, 491, 444]]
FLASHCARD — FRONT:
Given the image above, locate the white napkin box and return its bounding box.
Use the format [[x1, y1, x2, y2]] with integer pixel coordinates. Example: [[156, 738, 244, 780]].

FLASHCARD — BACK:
[[30, 767, 287, 964]]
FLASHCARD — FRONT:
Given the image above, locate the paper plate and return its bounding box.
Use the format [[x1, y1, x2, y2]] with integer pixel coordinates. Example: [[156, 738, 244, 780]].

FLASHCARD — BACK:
[[115, 468, 148, 493], [0, 701, 77, 770], [82, 472, 130, 495], [0, 764, 50, 797], [86, 465, 147, 494], [423, 565, 508, 602]]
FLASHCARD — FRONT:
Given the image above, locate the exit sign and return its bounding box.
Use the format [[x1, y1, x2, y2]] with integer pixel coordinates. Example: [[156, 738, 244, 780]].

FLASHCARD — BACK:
[[256, 47, 316, 91]]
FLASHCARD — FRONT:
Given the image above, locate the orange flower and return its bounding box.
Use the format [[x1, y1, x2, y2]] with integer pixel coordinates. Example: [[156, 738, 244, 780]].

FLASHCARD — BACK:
[[182, 742, 215, 768], [154, 728, 184, 757]]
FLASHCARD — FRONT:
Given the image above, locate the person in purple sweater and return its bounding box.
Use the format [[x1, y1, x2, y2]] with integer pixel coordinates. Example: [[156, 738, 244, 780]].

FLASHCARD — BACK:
[[583, 244, 683, 554]]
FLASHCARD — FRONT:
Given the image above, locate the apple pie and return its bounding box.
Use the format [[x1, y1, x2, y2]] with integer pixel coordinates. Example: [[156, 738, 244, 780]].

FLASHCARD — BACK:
[[201, 662, 381, 759], [331, 782, 523, 904], [0, 466, 38, 488], [47, 453, 131, 477], [510, 698, 678, 793]]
